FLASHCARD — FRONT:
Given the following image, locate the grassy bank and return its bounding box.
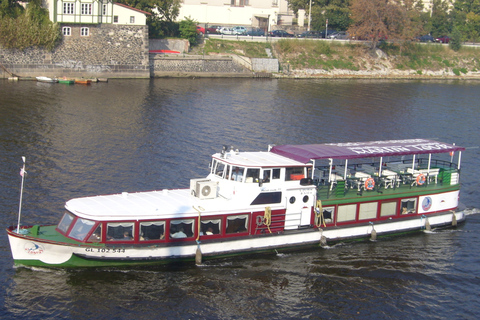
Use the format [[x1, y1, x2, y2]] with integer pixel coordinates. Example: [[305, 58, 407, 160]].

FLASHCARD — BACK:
[[200, 38, 480, 77]]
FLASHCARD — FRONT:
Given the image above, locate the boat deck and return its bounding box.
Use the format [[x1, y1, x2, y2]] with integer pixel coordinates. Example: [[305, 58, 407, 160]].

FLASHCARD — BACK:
[[317, 173, 460, 204]]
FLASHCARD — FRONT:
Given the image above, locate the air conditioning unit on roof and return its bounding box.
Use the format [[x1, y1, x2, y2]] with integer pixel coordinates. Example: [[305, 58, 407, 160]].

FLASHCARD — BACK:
[[196, 180, 217, 200]]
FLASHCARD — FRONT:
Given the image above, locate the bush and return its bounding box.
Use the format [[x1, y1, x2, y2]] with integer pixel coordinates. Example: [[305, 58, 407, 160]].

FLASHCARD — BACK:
[[449, 27, 462, 51], [179, 17, 198, 46]]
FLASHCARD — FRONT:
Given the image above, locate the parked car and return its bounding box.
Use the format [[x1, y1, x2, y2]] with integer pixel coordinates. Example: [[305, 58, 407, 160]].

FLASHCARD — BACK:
[[329, 31, 349, 40], [320, 30, 336, 38], [246, 28, 265, 36], [269, 30, 294, 37], [196, 26, 205, 35], [297, 31, 321, 38], [219, 27, 234, 35], [415, 34, 435, 42], [232, 26, 247, 35], [435, 36, 450, 43], [206, 26, 221, 34]]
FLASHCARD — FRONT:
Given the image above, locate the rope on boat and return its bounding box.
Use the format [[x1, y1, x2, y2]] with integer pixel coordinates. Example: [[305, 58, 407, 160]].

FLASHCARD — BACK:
[[315, 200, 325, 228], [420, 215, 431, 231], [193, 205, 204, 265], [452, 212, 457, 227], [264, 207, 272, 233]]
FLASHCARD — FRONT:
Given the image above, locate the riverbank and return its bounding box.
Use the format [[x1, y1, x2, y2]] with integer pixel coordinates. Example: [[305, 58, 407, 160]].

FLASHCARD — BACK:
[[200, 38, 480, 79]]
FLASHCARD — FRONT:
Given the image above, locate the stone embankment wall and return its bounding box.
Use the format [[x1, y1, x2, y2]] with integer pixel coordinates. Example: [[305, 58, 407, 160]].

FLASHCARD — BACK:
[[151, 54, 254, 77], [1, 24, 150, 79]]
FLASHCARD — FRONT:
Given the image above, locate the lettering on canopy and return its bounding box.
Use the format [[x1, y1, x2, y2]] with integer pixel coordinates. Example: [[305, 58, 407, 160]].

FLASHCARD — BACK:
[[270, 139, 465, 163]]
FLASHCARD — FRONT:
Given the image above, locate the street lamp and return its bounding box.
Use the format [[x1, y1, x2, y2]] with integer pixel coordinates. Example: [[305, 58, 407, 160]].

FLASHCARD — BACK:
[[308, 0, 312, 31]]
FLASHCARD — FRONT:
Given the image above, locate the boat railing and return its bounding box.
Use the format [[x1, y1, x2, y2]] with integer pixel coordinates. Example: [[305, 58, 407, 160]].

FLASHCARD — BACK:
[[315, 159, 461, 199]]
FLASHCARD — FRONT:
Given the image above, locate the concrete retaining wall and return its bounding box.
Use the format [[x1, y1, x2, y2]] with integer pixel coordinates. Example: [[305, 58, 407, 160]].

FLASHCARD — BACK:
[[251, 58, 279, 72], [150, 54, 253, 77], [149, 39, 189, 53]]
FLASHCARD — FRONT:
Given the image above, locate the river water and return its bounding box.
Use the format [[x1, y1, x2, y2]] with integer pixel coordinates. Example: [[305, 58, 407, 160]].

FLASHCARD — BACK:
[[0, 78, 479, 319]]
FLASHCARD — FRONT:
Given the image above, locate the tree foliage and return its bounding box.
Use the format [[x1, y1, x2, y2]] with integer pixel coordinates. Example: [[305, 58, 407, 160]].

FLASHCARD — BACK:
[[116, 0, 181, 38], [0, 0, 60, 50], [179, 16, 198, 46]]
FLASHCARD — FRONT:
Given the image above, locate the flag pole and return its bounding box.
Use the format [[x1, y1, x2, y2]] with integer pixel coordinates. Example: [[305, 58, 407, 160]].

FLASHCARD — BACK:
[[16, 156, 26, 234]]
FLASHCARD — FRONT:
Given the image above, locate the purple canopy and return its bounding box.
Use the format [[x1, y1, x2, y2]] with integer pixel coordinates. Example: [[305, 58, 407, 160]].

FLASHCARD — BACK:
[[270, 139, 465, 164]]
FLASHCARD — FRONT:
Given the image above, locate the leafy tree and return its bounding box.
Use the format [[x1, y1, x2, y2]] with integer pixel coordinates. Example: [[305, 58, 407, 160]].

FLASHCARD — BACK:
[[0, 0, 24, 18], [430, 0, 452, 37], [449, 27, 462, 51], [348, 0, 392, 49], [179, 17, 198, 46], [0, 0, 60, 50], [116, 0, 181, 38]]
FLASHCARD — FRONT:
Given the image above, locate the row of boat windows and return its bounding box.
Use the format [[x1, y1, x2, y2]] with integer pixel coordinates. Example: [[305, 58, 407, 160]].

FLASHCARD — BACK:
[[321, 198, 417, 225], [212, 160, 306, 182], [57, 212, 249, 243]]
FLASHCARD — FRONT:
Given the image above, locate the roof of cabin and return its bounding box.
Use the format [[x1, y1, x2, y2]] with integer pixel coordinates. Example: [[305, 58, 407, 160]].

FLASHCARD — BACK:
[[212, 151, 306, 167], [270, 139, 465, 163]]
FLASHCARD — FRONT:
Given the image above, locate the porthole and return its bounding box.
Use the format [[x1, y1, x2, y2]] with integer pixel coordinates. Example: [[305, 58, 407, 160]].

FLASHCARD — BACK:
[[303, 195, 309, 203], [289, 196, 296, 204]]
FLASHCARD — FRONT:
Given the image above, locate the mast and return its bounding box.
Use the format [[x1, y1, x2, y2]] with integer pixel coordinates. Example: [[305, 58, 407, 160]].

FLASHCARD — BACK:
[[16, 156, 26, 233]]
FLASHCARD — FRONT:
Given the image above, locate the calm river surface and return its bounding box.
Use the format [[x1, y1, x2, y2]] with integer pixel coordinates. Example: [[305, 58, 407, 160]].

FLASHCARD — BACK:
[[0, 78, 479, 319]]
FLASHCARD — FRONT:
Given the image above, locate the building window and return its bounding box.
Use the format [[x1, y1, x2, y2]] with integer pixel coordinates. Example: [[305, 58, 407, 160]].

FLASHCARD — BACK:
[[63, 3, 74, 14], [62, 27, 71, 36], [80, 27, 89, 36], [103, 4, 107, 15], [272, 0, 278, 6], [231, 0, 248, 6], [130, 16, 135, 24], [113, 15, 118, 23], [81, 3, 92, 15]]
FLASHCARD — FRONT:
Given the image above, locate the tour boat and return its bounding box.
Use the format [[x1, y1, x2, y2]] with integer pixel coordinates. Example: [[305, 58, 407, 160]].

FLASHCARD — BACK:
[[7, 139, 466, 268]]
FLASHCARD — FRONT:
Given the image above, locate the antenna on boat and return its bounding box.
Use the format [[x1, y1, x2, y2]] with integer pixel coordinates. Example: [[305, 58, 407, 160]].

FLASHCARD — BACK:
[[16, 156, 26, 234]]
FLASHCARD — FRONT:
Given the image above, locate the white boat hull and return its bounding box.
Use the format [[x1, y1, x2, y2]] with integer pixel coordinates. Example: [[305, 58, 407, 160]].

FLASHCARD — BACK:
[[7, 210, 464, 267]]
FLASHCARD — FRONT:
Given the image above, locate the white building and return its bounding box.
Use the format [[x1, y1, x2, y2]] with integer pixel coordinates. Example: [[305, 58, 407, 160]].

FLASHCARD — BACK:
[[43, 0, 149, 26], [177, 0, 296, 31]]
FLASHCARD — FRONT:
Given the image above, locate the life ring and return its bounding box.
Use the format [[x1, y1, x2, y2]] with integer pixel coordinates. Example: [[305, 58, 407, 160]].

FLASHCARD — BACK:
[[416, 174, 426, 185], [365, 178, 375, 190]]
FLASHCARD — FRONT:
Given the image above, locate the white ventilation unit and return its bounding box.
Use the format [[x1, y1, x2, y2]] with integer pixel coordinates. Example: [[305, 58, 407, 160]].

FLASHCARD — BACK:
[[190, 179, 217, 199], [196, 181, 217, 199]]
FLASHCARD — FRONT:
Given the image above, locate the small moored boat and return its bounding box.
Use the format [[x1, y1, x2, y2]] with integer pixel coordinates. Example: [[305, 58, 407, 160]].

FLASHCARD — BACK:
[[74, 79, 91, 85], [36, 76, 57, 83], [58, 78, 75, 84], [6, 139, 466, 268]]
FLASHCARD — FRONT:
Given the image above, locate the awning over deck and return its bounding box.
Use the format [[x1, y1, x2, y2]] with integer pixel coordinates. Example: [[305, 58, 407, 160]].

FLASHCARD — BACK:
[[270, 139, 465, 163]]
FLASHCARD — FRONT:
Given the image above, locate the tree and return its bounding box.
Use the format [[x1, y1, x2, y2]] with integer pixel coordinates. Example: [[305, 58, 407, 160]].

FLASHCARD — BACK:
[[116, 0, 181, 38], [449, 27, 462, 51], [348, 0, 391, 49], [0, 0, 24, 18], [179, 17, 198, 46], [430, 0, 452, 37]]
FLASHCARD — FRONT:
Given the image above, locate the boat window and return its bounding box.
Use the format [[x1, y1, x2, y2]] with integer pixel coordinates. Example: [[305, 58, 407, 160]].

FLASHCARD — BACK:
[[250, 192, 282, 205], [231, 167, 244, 182], [69, 218, 96, 241], [201, 218, 221, 236], [380, 201, 397, 217], [87, 225, 102, 242], [286, 167, 304, 181], [107, 222, 134, 241], [337, 204, 357, 222], [170, 219, 194, 239], [272, 168, 281, 180], [322, 207, 335, 224], [214, 161, 227, 178], [401, 198, 417, 214], [57, 212, 75, 233], [226, 214, 248, 234], [140, 221, 165, 241], [262, 169, 271, 183], [359, 202, 378, 220], [245, 168, 260, 183]]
